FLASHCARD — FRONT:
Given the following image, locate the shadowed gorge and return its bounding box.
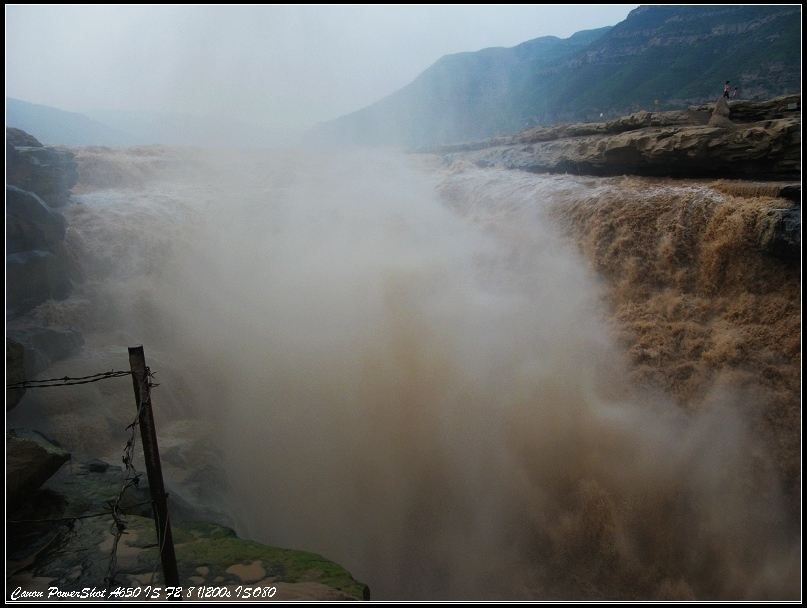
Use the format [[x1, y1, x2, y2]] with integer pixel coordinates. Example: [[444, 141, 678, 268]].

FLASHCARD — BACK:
[[7, 146, 800, 600]]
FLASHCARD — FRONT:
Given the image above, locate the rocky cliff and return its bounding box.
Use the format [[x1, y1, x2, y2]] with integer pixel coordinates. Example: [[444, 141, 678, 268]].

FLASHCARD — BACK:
[[6, 128, 85, 408], [6, 128, 78, 319], [428, 95, 801, 181], [426, 95, 801, 262]]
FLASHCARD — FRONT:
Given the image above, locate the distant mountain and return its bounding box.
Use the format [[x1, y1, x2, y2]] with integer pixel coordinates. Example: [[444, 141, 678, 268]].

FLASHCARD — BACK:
[[5, 98, 301, 148], [5, 98, 144, 146], [7, 5, 800, 150], [307, 5, 802, 148], [306, 28, 610, 148]]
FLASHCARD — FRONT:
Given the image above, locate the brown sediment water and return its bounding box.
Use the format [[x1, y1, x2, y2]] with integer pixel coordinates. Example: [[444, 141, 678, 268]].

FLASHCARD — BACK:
[[548, 175, 800, 509], [8, 147, 800, 600]]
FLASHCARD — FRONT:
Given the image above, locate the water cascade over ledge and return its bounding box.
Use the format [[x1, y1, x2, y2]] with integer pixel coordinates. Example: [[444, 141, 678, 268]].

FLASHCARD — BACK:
[[7, 145, 800, 600]]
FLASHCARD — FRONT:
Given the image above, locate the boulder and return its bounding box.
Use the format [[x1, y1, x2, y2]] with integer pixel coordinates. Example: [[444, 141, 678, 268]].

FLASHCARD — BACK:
[[759, 203, 801, 261], [6, 185, 68, 254], [6, 129, 78, 208], [6, 429, 71, 512], [6, 128, 77, 321], [707, 96, 733, 127], [5, 326, 85, 378], [778, 184, 801, 204], [6, 127, 43, 147], [712, 96, 732, 118], [6, 251, 73, 319]]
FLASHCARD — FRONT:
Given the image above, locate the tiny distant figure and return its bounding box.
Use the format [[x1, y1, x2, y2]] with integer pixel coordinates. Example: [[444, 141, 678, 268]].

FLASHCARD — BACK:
[[732, 87, 738, 99], [723, 80, 731, 98]]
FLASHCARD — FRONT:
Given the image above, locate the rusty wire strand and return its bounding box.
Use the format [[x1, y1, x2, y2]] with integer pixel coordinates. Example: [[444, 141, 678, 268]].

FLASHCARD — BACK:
[[7, 501, 153, 524], [6, 370, 134, 389]]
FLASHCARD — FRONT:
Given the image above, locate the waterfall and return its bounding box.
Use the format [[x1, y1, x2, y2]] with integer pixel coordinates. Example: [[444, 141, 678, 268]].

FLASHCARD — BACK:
[[8, 145, 800, 600]]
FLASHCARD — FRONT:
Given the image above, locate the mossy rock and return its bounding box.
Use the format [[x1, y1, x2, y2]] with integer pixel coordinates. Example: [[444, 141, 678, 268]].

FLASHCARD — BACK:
[[7, 452, 370, 601]]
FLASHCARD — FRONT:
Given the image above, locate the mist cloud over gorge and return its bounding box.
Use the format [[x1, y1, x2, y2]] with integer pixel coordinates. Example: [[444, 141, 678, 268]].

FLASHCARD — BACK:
[[26, 146, 797, 600]]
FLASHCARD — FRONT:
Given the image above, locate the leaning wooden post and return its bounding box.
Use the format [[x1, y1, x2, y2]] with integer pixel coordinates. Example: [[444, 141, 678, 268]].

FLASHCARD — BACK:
[[128, 345, 181, 592]]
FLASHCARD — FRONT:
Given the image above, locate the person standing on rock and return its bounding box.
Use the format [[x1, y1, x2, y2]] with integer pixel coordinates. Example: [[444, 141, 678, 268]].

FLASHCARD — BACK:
[[732, 87, 738, 99], [723, 81, 731, 99]]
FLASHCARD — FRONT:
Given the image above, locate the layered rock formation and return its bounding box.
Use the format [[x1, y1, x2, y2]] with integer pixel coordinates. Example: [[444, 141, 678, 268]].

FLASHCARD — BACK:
[[427, 96, 801, 263], [428, 95, 801, 181]]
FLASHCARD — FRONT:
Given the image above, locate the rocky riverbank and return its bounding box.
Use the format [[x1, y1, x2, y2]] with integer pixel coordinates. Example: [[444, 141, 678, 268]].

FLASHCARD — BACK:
[[421, 95, 801, 181], [420, 95, 801, 265], [7, 446, 369, 601]]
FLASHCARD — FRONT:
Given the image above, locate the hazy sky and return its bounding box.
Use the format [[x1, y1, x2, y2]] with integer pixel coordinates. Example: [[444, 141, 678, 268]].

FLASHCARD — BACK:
[[6, 5, 638, 132]]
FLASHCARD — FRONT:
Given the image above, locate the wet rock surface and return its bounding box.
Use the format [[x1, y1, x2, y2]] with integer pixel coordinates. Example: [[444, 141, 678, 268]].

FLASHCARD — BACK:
[[7, 452, 370, 601]]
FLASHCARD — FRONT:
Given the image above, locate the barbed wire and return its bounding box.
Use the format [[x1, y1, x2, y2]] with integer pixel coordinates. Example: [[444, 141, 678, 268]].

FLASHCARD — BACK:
[[104, 365, 158, 593], [8, 362, 167, 591], [6, 370, 134, 389], [6, 500, 153, 524]]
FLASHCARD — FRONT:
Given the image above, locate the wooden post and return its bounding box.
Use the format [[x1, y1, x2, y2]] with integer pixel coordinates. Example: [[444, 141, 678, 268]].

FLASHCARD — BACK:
[[128, 345, 181, 593]]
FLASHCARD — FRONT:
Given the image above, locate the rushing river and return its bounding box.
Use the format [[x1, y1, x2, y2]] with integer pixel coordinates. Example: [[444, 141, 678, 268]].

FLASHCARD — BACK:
[[7, 145, 800, 600]]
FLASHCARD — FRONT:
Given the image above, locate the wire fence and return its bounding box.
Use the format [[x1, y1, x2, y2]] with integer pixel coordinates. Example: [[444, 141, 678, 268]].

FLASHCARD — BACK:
[[7, 369, 138, 389], [7, 364, 166, 594]]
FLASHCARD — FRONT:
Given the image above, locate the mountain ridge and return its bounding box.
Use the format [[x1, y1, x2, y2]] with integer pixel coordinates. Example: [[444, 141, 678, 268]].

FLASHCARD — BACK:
[[308, 5, 801, 147], [6, 5, 800, 149]]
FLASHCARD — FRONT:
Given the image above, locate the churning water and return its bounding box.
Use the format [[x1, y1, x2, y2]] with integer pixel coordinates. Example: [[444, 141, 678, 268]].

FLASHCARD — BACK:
[[8, 145, 800, 600]]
